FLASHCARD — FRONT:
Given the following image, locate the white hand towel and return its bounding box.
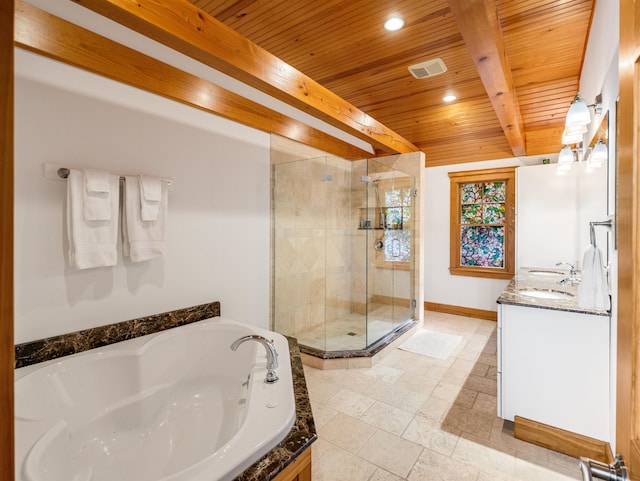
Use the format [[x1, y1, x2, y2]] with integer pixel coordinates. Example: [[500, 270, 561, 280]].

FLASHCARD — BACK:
[[84, 168, 111, 193], [138, 175, 162, 221], [577, 245, 610, 310], [83, 168, 113, 221], [123, 176, 167, 262], [67, 169, 119, 269]]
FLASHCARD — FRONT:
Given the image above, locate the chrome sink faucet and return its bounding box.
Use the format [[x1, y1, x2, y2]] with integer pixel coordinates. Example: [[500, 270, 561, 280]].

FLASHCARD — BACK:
[[230, 335, 279, 383], [556, 261, 581, 286], [556, 261, 577, 276]]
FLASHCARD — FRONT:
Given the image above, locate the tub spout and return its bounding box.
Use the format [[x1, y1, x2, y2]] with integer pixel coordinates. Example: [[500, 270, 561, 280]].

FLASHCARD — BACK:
[[231, 335, 279, 383]]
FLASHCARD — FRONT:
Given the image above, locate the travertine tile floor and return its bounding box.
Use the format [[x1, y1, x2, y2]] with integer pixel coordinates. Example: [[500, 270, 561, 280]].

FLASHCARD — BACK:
[[303, 311, 582, 481]]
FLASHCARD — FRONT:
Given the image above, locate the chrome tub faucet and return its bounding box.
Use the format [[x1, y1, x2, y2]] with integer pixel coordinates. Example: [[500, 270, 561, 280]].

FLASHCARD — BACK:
[[231, 335, 279, 384]]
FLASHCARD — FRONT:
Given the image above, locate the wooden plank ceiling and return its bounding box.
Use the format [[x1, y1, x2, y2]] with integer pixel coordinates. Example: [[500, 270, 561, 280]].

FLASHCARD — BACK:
[[190, 0, 594, 166]]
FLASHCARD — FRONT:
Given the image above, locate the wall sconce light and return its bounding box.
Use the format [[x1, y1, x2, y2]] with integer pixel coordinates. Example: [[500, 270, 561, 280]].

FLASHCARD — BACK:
[[565, 93, 590, 127], [556, 143, 588, 173], [587, 139, 608, 168], [558, 145, 576, 165], [565, 93, 603, 128], [562, 124, 587, 144]]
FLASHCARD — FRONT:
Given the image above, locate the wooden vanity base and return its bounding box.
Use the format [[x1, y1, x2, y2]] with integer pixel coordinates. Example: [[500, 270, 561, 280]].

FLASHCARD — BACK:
[[514, 416, 612, 464]]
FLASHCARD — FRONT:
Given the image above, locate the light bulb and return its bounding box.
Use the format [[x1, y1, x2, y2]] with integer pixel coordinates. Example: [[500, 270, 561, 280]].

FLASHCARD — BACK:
[[565, 93, 591, 127], [588, 140, 608, 167], [562, 128, 584, 145], [557, 145, 575, 165], [562, 124, 587, 144], [384, 16, 404, 31]]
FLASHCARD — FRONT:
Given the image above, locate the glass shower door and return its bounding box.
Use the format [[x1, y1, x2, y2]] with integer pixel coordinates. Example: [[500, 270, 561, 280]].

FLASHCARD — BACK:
[[272, 156, 330, 352], [365, 158, 416, 346], [324, 155, 366, 351]]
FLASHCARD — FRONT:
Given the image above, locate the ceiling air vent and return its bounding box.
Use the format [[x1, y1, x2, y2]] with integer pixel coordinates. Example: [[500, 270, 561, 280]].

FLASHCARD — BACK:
[[408, 58, 447, 79]]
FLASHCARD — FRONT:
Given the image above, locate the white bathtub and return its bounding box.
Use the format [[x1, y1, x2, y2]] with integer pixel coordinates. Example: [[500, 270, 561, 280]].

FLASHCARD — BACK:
[[15, 318, 296, 481]]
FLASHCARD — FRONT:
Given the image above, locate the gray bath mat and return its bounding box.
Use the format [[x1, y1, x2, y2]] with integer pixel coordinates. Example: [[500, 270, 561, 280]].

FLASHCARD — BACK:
[[399, 330, 462, 360]]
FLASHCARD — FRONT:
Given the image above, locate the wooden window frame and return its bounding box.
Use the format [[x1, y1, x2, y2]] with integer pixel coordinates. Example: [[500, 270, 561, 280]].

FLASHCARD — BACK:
[[448, 166, 516, 280]]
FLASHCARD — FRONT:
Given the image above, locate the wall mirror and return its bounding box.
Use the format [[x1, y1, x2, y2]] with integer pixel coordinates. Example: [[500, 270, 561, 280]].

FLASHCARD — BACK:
[[580, 111, 610, 259]]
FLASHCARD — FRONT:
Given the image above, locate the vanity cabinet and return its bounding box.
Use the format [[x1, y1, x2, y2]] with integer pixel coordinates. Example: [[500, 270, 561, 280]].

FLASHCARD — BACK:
[[497, 303, 610, 441]]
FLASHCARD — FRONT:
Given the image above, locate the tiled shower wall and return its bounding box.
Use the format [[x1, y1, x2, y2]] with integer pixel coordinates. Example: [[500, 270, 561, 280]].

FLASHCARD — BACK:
[[271, 153, 354, 338]]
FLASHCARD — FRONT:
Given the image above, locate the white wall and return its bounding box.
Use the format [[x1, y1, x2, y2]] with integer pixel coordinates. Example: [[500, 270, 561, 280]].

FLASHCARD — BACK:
[[424, 158, 531, 312], [516, 164, 581, 269], [517, 162, 608, 270], [14, 50, 271, 343]]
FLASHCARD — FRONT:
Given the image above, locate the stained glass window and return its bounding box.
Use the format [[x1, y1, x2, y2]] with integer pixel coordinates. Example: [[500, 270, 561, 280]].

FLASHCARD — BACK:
[[457, 181, 506, 267], [449, 167, 516, 279], [460, 226, 504, 267], [461, 204, 482, 224], [483, 204, 505, 224]]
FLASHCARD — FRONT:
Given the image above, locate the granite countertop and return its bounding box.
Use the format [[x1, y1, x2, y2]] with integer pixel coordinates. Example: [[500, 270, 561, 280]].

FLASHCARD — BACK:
[[496, 267, 610, 316], [233, 337, 317, 481]]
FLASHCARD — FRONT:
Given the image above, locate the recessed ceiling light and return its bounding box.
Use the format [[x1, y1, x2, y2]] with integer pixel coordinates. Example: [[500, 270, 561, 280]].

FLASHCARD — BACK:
[[443, 94, 457, 102], [384, 16, 404, 31]]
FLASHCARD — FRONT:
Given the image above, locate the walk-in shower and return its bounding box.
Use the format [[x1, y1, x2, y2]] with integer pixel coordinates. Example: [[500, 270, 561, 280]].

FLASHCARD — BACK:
[[271, 152, 423, 359]]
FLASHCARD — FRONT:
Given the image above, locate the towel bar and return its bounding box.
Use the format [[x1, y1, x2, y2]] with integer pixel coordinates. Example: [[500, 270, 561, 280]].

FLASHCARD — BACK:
[[43, 163, 174, 191], [589, 218, 613, 247]]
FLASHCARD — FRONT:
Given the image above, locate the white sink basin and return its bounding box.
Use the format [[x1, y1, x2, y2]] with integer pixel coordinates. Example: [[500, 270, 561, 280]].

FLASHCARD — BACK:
[[527, 269, 565, 276], [517, 288, 574, 300]]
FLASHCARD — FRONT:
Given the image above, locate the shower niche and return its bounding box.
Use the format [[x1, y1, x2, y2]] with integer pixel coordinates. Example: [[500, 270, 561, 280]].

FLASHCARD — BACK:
[[358, 207, 405, 230], [271, 151, 424, 363]]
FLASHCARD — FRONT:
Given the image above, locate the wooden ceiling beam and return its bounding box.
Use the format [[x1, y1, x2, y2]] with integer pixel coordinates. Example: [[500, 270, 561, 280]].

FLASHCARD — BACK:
[[525, 125, 564, 156], [70, 0, 420, 155], [14, 2, 371, 160], [447, 0, 526, 157]]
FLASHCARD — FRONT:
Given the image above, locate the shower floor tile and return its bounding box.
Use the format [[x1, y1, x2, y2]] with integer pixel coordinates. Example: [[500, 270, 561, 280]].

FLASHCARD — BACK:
[[295, 306, 402, 351]]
